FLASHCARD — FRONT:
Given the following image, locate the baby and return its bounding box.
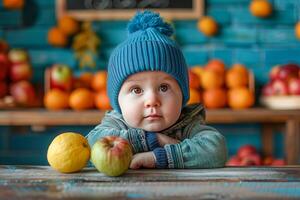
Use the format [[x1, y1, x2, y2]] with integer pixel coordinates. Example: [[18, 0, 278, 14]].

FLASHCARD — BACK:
[[87, 10, 227, 169]]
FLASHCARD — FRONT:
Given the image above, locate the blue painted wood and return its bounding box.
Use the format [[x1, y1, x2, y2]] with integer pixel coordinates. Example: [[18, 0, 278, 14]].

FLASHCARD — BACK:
[[210, 48, 234, 66], [208, 0, 251, 4], [0, 10, 22, 27], [232, 8, 297, 25], [211, 27, 257, 46], [5, 28, 49, 47], [29, 49, 76, 68], [182, 46, 209, 66], [258, 28, 300, 44], [234, 49, 263, 65], [264, 48, 300, 65], [24, 8, 56, 26], [207, 8, 231, 25]]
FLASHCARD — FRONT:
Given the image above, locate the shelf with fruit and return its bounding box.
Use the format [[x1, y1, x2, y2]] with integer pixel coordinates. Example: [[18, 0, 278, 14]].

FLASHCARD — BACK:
[[44, 64, 111, 111], [0, 41, 40, 109], [226, 144, 285, 167], [260, 63, 300, 109], [189, 59, 255, 110]]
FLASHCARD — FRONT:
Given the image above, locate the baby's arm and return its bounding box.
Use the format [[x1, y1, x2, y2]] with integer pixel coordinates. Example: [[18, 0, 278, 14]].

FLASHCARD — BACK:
[[86, 113, 148, 154], [164, 122, 228, 168]]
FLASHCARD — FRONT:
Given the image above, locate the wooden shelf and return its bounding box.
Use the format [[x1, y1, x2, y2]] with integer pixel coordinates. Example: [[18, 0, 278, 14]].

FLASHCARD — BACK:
[[0, 108, 299, 165], [0, 108, 299, 126]]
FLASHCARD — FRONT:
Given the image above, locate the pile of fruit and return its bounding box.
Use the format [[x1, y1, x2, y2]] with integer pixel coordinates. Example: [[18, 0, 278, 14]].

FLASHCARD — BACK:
[[44, 64, 111, 111], [0, 41, 37, 108], [188, 59, 255, 109], [226, 144, 285, 166], [260, 63, 300, 109]]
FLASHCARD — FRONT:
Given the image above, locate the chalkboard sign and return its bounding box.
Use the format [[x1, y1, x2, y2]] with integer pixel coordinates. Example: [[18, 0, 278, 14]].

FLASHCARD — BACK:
[[56, 0, 204, 20]]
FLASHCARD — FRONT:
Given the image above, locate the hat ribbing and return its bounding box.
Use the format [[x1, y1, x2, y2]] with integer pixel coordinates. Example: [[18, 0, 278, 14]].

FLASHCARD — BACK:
[[107, 10, 189, 113]]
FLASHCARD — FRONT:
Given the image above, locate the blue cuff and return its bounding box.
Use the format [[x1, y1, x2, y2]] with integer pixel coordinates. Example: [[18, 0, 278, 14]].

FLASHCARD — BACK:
[[153, 147, 168, 169], [145, 132, 160, 151]]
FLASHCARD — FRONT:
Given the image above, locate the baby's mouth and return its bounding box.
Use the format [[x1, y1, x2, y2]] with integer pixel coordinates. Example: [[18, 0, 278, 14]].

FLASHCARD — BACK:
[[145, 114, 162, 119]]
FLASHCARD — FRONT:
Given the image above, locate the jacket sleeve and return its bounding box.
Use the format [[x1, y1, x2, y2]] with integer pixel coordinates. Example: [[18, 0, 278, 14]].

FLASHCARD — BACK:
[[164, 121, 228, 169], [86, 113, 149, 154]]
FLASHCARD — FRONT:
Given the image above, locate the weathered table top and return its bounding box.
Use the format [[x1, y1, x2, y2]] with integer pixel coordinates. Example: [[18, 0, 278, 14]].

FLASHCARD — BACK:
[[1, 165, 300, 200]]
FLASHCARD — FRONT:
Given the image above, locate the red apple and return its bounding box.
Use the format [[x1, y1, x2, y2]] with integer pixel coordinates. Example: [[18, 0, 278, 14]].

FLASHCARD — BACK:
[[10, 81, 36, 106], [272, 79, 289, 95], [8, 49, 29, 63], [271, 159, 286, 166], [277, 63, 299, 81], [226, 156, 241, 166], [0, 81, 8, 98], [262, 82, 274, 96], [0, 53, 11, 81], [240, 153, 262, 166], [10, 62, 32, 82], [50, 64, 73, 91], [269, 65, 280, 81], [91, 136, 132, 176], [288, 78, 300, 95], [237, 144, 257, 158]]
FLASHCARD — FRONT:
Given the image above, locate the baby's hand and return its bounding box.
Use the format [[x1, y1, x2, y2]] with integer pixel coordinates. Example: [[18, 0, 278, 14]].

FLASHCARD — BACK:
[[130, 152, 156, 169], [156, 133, 180, 146]]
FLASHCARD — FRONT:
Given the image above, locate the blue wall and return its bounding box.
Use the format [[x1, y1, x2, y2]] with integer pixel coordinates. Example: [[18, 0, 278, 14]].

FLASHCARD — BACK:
[[1, 0, 298, 164]]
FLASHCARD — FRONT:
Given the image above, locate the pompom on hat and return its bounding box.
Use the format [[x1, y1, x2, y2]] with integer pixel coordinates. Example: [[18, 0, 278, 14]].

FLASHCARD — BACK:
[[107, 10, 189, 113]]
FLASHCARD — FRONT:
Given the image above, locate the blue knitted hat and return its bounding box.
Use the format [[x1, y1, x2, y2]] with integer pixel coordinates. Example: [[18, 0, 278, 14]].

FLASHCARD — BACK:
[[107, 10, 189, 113]]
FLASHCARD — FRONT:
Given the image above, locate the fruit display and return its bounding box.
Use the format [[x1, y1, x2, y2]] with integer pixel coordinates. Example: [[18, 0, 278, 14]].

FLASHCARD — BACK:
[[91, 136, 133, 177], [226, 144, 285, 166], [0, 46, 38, 108], [260, 63, 300, 109], [44, 65, 111, 111], [189, 59, 255, 109]]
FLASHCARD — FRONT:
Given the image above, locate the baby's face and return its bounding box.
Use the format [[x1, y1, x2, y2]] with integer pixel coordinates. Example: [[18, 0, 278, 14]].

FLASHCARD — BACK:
[[118, 71, 182, 132]]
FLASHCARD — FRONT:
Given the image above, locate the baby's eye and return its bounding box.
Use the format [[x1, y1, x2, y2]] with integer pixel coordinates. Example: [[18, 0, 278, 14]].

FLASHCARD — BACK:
[[159, 84, 169, 92], [131, 87, 143, 94]]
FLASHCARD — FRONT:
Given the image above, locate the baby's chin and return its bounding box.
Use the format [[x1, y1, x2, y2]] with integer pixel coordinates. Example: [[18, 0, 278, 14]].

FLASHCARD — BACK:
[[141, 124, 168, 132]]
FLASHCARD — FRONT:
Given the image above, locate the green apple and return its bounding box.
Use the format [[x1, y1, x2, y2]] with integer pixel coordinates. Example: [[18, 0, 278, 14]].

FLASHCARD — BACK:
[[91, 136, 132, 177]]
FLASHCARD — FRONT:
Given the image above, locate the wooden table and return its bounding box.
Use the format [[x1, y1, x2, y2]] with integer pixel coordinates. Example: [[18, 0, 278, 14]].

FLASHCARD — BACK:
[[0, 108, 299, 164], [0, 165, 300, 199]]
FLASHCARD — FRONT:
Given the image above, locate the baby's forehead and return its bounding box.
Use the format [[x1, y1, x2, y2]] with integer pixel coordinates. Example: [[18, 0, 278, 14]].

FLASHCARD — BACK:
[[125, 71, 176, 82]]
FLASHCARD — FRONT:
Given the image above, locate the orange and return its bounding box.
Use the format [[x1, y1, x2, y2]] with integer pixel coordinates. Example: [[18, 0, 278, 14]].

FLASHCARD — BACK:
[[295, 22, 300, 40], [79, 72, 94, 89], [188, 69, 201, 89], [69, 88, 94, 110], [249, 0, 272, 18], [228, 87, 255, 109], [95, 90, 112, 110], [44, 89, 69, 110], [231, 63, 249, 75], [187, 88, 201, 105], [58, 15, 80, 36], [48, 27, 68, 47], [197, 16, 218, 37], [190, 66, 204, 81], [91, 71, 107, 92], [226, 66, 249, 89], [205, 59, 226, 75], [47, 132, 90, 173], [201, 69, 224, 89], [3, 0, 24, 9], [203, 88, 227, 109]]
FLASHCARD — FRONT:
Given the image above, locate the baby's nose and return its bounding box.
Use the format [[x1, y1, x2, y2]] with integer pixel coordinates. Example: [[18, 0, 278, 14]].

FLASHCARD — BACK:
[[144, 92, 161, 108]]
